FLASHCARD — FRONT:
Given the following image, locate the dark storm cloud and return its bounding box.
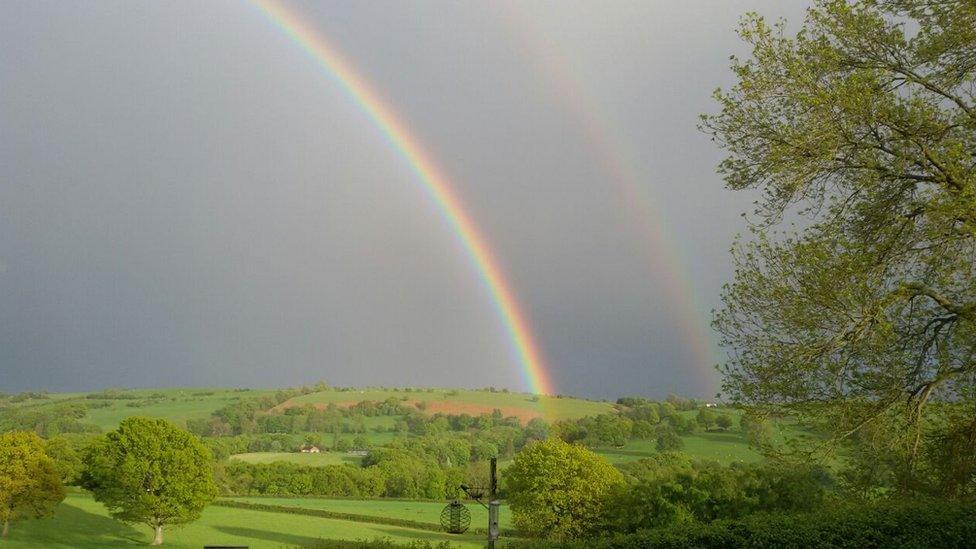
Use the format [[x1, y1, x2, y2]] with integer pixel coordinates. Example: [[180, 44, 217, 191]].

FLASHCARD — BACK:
[[0, 1, 810, 398]]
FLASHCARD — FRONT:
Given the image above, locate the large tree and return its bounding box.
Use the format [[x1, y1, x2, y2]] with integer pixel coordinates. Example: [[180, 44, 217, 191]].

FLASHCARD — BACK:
[[704, 0, 976, 497], [505, 438, 623, 539], [81, 417, 216, 545], [0, 431, 65, 538]]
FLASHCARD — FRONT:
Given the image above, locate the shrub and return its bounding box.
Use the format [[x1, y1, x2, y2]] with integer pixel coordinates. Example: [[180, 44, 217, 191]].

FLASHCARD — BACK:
[[506, 439, 624, 539], [505, 499, 976, 549]]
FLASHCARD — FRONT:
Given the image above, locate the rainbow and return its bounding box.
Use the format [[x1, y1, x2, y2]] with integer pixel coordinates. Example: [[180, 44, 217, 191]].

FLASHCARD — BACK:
[[497, 3, 719, 395], [247, 0, 554, 395]]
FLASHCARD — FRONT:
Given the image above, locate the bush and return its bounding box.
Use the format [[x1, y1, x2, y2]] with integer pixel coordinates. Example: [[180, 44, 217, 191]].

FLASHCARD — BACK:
[[217, 461, 384, 498], [504, 499, 976, 548], [655, 426, 683, 451], [611, 455, 831, 533], [506, 439, 623, 539]]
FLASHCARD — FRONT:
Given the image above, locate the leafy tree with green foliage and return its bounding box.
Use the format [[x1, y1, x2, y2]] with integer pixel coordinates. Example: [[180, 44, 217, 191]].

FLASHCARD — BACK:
[[715, 414, 734, 431], [623, 403, 660, 424], [655, 425, 684, 452], [43, 435, 87, 486], [695, 408, 717, 430], [703, 0, 976, 497], [631, 420, 656, 440], [0, 431, 64, 538], [506, 438, 623, 539], [740, 414, 775, 448], [80, 417, 216, 545], [581, 414, 633, 447], [664, 413, 696, 435]]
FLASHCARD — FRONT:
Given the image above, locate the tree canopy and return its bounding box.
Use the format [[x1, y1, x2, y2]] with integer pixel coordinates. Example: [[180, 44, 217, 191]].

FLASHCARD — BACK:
[[505, 438, 623, 539], [80, 417, 217, 545], [703, 0, 976, 497], [0, 431, 65, 538]]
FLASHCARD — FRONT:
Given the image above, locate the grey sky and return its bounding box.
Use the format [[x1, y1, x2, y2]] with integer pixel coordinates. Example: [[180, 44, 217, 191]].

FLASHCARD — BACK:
[[0, 1, 810, 399]]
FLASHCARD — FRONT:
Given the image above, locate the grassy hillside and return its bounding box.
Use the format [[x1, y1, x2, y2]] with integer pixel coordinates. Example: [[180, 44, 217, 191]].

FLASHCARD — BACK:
[[0, 388, 275, 431], [4, 492, 486, 548], [1, 386, 614, 433], [282, 387, 615, 422], [82, 389, 277, 430]]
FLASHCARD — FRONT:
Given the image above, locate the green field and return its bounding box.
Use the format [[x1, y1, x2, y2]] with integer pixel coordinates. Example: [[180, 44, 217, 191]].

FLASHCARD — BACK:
[[285, 388, 615, 421], [228, 496, 514, 531], [2, 387, 614, 434], [83, 389, 278, 430], [1, 388, 277, 431], [4, 493, 486, 548], [594, 430, 762, 465], [231, 451, 363, 466], [592, 408, 807, 465]]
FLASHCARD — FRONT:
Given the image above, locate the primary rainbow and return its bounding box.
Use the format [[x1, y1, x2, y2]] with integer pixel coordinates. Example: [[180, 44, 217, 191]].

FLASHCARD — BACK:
[[247, 0, 554, 395]]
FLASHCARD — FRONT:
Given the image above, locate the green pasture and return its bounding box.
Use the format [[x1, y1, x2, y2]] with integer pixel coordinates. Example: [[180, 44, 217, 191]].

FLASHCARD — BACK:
[[285, 388, 614, 421], [595, 431, 762, 465], [4, 492, 486, 548], [228, 496, 514, 531], [82, 388, 275, 430]]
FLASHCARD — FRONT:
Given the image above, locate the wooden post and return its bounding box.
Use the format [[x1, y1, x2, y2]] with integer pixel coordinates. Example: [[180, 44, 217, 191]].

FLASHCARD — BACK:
[[488, 457, 499, 548]]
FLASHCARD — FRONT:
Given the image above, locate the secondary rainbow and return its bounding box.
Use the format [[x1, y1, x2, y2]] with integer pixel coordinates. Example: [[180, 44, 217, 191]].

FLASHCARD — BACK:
[[498, 2, 720, 394], [247, 0, 554, 395]]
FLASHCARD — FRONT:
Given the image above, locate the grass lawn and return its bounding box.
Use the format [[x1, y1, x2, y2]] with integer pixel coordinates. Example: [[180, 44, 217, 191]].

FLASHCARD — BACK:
[[3, 492, 487, 548], [229, 496, 514, 530], [231, 451, 362, 467]]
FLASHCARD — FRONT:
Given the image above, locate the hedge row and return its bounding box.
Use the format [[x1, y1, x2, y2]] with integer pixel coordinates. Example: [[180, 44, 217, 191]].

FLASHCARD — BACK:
[[506, 499, 976, 548], [213, 500, 439, 532], [212, 499, 519, 537], [309, 539, 453, 549]]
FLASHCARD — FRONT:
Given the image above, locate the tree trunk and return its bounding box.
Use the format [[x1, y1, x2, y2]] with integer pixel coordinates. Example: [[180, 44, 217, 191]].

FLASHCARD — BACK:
[[2, 520, 9, 538], [151, 524, 163, 545]]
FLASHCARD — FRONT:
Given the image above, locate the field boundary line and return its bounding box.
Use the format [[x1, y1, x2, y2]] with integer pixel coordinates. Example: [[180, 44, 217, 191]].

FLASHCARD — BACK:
[[213, 499, 519, 536]]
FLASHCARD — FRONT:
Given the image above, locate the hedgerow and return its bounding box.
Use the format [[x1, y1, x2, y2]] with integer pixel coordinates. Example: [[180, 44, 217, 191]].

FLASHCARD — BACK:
[[503, 499, 976, 548]]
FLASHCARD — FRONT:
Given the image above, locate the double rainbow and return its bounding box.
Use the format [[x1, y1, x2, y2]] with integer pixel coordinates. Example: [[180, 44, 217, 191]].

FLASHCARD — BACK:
[[248, 0, 554, 395]]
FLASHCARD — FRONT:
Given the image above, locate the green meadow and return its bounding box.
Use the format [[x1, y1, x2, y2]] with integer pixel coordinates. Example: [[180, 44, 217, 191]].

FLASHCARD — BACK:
[[227, 496, 515, 531], [284, 388, 615, 421], [5, 492, 487, 549], [8, 388, 276, 431]]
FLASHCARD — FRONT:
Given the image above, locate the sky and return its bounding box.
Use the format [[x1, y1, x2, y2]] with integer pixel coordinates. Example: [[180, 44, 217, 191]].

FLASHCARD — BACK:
[[0, 0, 810, 399]]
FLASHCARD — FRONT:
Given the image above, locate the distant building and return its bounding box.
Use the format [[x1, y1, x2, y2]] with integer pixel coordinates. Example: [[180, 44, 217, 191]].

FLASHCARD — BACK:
[[299, 445, 321, 453], [705, 402, 718, 408]]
